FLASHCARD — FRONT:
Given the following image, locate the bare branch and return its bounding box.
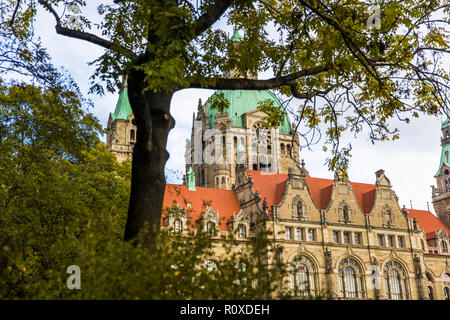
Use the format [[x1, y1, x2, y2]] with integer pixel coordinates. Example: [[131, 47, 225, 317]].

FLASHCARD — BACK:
[[38, 0, 133, 55]]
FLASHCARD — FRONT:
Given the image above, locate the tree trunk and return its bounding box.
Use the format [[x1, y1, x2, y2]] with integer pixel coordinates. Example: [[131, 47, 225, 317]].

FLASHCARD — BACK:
[[123, 69, 175, 243]]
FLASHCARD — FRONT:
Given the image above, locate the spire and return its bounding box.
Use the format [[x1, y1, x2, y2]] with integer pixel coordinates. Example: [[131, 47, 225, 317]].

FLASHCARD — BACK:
[[230, 24, 243, 42], [111, 75, 132, 121], [187, 167, 196, 191]]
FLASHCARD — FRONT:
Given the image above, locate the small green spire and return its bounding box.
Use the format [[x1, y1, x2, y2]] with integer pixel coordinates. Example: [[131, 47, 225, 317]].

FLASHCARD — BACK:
[[187, 167, 196, 191], [230, 24, 243, 42], [111, 79, 133, 121]]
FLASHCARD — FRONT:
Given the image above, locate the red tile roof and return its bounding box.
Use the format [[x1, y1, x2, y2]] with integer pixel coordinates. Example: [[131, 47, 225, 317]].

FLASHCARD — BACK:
[[350, 182, 377, 214], [163, 184, 241, 231], [247, 170, 287, 208], [407, 209, 450, 237], [304, 177, 334, 210], [249, 171, 377, 214]]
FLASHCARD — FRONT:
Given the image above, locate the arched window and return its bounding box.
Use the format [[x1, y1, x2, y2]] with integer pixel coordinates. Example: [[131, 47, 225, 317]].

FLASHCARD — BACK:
[[238, 224, 246, 238], [130, 129, 135, 141], [174, 219, 182, 232], [384, 261, 409, 300], [441, 240, 448, 253], [338, 258, 365, 299], [290, 256, 317, 296], [222, 135, 226, 160], [339, 202, 351, 222], [221, 176, 226, 184], [444, 287, 450, 300], [280, 143, 285, 155]]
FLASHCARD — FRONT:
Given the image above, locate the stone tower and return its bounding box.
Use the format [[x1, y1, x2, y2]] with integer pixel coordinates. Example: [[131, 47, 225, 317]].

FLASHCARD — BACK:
[[431, 117, 450, 229], [185, 28, 300, 190], [106, 77, 136, 162]]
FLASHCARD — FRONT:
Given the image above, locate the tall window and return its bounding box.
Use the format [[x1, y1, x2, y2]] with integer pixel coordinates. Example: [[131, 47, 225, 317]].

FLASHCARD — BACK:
[[238, 224, 246, 238], [206, 221, 215, 235], [285, 226, 293, 240], [354, 233, 362, 245], [343, 232, 350, 244], [338, 258, 365, 299], [387, 235, 394, 247], [295, 228, 304, 241], [174, 219, 182, 232], [426, 273, 434, 300], [384, 261, 409, 300], [343, 206, 349, 221], [377, 234, 385, 246], [290, 256, 317, 296], [332, 231, 340, 243], [130, 129, 135, 141], [441, 240, 448, 253], [398, 236, 405, 248], [307, 229, 315, 242], [444, 287, 450, 300]]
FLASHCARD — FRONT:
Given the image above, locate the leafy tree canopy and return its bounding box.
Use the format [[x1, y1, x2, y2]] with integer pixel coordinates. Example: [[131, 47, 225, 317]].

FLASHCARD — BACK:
[[1, 0, 448, 241], [2, 0, 448, 173]]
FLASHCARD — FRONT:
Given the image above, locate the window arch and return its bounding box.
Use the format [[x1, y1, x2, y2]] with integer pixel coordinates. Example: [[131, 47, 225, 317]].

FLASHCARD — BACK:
[[383, 261, 409, 300], [130, 129, 135, 141], [290, 256, 317, 296], [441, 240, 448, 253], [338, 258, 365, 298]]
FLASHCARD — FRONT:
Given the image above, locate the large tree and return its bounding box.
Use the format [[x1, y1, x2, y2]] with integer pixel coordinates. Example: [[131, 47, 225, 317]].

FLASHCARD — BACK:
[[2, 0, 449, 242]]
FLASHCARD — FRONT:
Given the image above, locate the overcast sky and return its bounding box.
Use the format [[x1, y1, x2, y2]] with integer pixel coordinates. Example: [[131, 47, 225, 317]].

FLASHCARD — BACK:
[[33, 2, 448, 214]]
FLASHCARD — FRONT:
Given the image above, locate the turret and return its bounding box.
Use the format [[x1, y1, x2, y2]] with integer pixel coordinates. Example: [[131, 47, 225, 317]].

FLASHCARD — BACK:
[[431, 116, 450, 229]]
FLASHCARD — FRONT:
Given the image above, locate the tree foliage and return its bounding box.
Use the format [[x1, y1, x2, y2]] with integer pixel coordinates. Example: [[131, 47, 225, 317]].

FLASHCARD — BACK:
[[1, 0, 448, 238]]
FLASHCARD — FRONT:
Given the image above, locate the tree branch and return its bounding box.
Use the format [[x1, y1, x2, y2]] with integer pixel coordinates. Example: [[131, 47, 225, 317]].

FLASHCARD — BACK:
[[188, 65, 331, 90], [194, 0, 235, 37], [38, 0, 133, 54]]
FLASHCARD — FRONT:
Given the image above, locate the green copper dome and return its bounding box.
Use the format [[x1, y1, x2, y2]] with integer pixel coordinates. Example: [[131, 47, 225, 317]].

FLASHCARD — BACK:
[[203, 89, 292, 135], [111, 88, 133, 121]]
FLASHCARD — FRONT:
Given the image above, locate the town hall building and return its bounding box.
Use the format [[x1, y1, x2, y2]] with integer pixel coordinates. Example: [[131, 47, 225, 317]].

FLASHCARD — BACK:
[[106, 28, 450, 300]]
